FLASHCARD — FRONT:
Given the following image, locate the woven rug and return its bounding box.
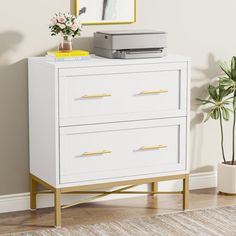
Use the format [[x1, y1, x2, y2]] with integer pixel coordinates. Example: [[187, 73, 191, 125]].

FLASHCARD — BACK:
[[8, 205, 236, 236]]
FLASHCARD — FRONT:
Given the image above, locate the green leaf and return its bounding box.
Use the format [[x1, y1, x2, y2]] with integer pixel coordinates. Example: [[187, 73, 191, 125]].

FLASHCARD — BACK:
[[225, 96, 234, 101], [208, 85, 218, 101], [222, 101, 231, 106], [211, 108, 220, 120], [219, 76, 230, 82], [210, 111, 215, 119], [196, 98, 215, 105], [219, 77, 234, 88], [211, 109, 217, 119], [232, 69, 236, 81], [233, 91, 236, 110], [219, 85, 225, 100], [231, 56, 236, 70], [221, 107, 230, 121], [215, 109, 220, 119], [204, 112, 212, 122], [219, 85, 233, 100], [220, 63, 232, 78], [227, 108, 233, 113], [226, 87, 234, 96]]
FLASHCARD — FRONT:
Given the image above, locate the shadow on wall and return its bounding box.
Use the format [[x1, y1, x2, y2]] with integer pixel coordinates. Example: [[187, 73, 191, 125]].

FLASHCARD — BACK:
[[191, 53, 222, 128], [0, 31, 31, 194], [0, 29, 93, 195], [73, 37, 94, 53], [0, 31, 23, 65], [190, 53, 222, 174], [191, 166, 215, 174], [70, 0, 75, 15]]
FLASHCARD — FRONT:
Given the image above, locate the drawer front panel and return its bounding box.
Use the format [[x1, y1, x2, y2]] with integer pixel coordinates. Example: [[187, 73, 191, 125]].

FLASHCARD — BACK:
[[59, 118, 186, 184], [59, 63, 187, 126], [59, 63, 186, 77]]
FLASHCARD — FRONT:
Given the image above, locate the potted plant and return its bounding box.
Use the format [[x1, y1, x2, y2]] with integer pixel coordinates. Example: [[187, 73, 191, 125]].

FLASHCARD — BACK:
[[198, 56, 236, 194], [49, 12, 82, 52]]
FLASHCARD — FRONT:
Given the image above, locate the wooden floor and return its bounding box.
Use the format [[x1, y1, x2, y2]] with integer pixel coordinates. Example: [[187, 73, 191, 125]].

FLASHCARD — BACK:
[[1, 188, 236, 234]]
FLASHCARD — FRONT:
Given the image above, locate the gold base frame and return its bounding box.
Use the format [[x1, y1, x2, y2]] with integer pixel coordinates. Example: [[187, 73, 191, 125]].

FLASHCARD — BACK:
[[30, 173, 189, 227]]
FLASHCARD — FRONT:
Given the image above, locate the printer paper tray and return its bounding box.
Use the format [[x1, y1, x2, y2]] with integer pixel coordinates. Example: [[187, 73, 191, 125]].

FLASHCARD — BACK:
[[116, 48, 167, 59]]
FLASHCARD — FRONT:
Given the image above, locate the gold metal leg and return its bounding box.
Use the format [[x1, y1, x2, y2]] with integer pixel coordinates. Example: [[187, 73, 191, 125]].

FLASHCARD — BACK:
[[30, 175, 37, 210], [54, 189, 61, 228], [183, 174, 189, 210], [30, 173, 188, 227], [150, 182, 158, 196]]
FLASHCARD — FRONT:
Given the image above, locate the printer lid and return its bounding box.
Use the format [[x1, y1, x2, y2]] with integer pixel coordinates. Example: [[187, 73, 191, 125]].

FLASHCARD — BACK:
[[94, 29, 167, 51], [96, 30, 167, 36]]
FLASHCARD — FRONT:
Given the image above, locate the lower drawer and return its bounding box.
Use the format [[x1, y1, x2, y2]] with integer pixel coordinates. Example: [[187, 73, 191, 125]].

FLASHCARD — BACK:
[[59, 118, 187, 184]]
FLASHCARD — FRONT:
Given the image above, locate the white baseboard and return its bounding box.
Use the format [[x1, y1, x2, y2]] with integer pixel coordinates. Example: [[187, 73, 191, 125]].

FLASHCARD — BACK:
[[0, 171, 217, 214]]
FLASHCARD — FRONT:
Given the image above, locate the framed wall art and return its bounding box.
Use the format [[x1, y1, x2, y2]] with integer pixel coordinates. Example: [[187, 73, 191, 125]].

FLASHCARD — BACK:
[[74, 0, 136, 25]]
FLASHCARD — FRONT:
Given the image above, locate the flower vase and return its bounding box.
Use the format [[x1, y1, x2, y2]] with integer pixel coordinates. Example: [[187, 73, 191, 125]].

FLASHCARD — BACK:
[[59, 35, 72, 52]]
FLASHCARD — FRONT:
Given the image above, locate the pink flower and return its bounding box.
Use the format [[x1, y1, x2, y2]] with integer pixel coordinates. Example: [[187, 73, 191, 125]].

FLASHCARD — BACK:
[[71, 23, 79, 31], [73, 18, 79, 24], [49, 17, 57, 26], [57, 16, 66, 23]]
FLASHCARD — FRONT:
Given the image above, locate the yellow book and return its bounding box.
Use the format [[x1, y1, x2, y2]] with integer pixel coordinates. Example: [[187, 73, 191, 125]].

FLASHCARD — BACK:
[[47, 50, 90, 58]]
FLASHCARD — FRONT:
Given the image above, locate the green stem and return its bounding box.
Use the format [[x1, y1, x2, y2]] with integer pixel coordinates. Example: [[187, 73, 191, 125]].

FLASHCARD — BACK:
[[63, 35, 68, 40], [232, 110, 236, 165], [220, 112, 226, 164]]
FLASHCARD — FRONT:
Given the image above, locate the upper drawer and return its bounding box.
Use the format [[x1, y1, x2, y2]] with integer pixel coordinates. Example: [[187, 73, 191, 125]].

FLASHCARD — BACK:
[[59, 63, 188, 126]]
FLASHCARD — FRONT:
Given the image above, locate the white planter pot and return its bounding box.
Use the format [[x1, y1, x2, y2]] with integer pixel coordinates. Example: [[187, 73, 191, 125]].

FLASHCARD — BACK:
[[218, 163, 236, 194]]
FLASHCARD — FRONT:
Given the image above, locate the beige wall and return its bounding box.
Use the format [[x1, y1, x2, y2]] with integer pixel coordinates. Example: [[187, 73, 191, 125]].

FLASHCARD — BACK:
[[0, 0, 235, 195]]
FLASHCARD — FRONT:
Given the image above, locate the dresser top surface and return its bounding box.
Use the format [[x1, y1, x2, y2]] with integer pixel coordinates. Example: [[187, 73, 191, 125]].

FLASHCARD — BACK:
[[28, 54, 191, 68]]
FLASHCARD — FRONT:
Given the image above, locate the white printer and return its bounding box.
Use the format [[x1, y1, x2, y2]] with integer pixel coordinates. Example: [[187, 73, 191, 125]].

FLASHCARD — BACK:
[[94, 30, 167, 59]]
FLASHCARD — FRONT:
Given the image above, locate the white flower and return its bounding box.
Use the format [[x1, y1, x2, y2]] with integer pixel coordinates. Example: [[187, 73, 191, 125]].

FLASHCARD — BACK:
[[66, 21, 72, 27], [58, 23, 65, 29], [66, 13, 72, 18]]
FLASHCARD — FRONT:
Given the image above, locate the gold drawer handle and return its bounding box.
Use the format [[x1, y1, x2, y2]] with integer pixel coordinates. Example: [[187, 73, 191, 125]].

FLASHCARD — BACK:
[[139, 145, 167, 151], [81, 150, 112, 156], [81, 93, 112, 99], [139, 89, 168, 95]]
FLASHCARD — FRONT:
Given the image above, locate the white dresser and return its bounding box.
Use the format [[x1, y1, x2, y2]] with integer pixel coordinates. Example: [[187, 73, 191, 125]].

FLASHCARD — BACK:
[[28, 55, 191, 227]]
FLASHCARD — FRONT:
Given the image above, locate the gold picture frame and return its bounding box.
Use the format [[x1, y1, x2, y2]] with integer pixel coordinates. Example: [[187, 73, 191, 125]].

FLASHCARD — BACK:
[[74, 0, 136, 25]]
